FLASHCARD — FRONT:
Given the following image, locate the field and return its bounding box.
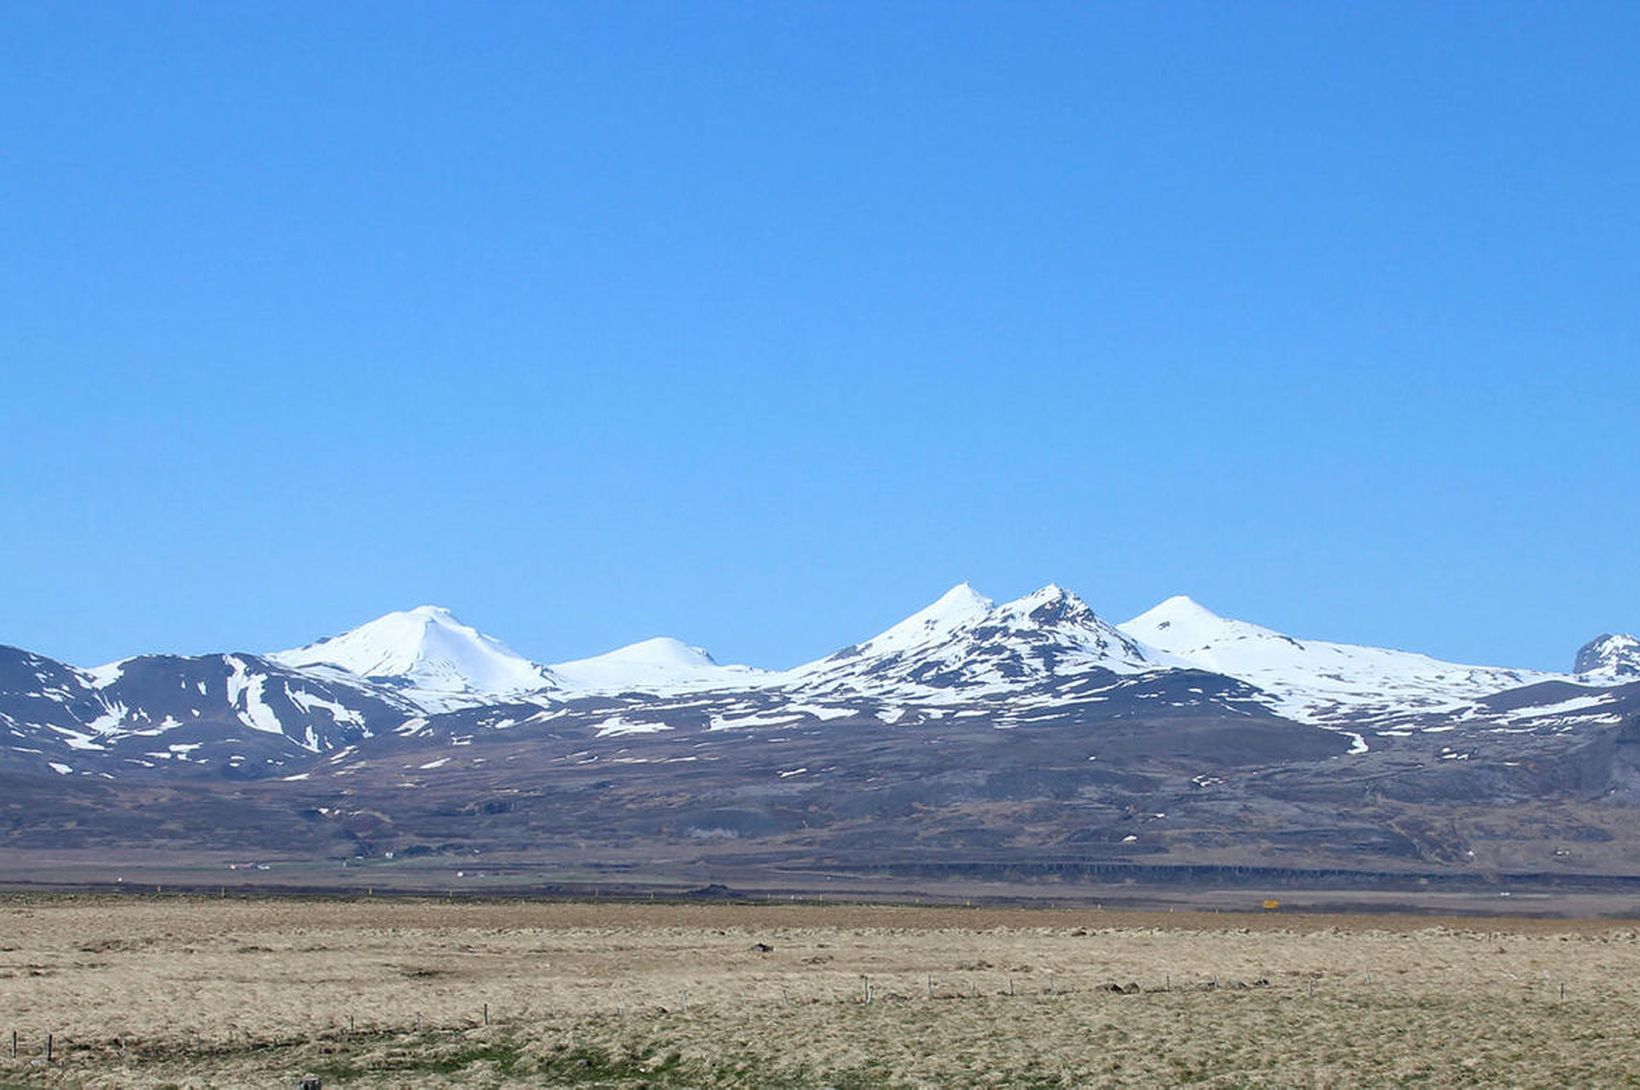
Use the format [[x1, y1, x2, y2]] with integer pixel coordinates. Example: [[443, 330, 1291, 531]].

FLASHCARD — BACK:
[[3, 897, 1640, 1088]]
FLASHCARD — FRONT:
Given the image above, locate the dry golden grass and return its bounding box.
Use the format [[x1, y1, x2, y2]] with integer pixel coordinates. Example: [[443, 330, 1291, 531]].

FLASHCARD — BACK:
[[2, 897, 1640, 1087]]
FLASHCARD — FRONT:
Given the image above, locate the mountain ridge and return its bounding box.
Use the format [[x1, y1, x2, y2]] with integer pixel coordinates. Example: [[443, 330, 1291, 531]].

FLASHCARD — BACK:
[[3, 582, 1630, 781], [5, 583, 1640, 891]]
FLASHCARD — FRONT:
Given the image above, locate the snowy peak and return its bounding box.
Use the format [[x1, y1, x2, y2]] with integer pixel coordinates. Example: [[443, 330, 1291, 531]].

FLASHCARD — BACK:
[[271, 605, 550, 703], [928, 580, 993, 616], [1576, 633, 1640, 678], [874, 580, 994, 644], [786, 582, 1164, 703], [981, 584, 1158, 670], [1010, 584, 1104, 628], [823, 582, 995, 662], [550, 636, 770, 694], [590, 637, 718, 668], [1124, 595, 1230, 640], [1122, 595, 1297, 660]]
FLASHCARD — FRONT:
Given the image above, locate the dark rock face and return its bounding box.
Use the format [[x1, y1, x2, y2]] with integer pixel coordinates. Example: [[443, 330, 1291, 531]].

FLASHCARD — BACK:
[[1576, 634, 1640, 677]]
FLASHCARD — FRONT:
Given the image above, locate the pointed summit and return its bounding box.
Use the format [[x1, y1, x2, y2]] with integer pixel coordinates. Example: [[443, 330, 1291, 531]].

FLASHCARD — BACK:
[[1015, 582, 1068, 605], [1011, 583, 1102, 626], [925, 581, 993, 618], [984, 585, 1156, 668], [271, 605, 550, 701], [836, 582, 995, 660]]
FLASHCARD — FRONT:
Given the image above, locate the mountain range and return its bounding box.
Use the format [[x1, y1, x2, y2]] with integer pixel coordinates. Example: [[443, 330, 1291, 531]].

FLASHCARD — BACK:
[[3, 584, 1638, 897]]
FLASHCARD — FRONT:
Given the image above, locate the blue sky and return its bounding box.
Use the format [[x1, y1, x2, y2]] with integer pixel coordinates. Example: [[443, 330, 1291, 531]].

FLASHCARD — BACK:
[[2, 3, 1636, 671]]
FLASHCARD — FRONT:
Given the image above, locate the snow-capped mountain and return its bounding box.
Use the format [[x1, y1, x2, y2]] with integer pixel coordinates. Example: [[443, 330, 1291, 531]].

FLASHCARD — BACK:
[[8, 583, 1640, 890], [271, 605, 552, 709], [1576, 633, 1640, 679], [549, 637, 771, 694], [781, 583, 1176, 707], [270, 606, 770, 706], [3, 582, 1635, 782], [1119, 595, 1559, 726]]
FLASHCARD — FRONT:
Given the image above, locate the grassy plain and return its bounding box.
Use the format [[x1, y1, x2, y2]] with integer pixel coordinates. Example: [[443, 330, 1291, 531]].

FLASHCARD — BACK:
[[2, 896, 1639, 1087]]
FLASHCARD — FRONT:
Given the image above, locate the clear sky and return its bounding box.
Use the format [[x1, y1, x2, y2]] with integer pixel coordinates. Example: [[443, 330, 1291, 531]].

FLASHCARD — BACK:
[[2, 3, 1636, 672]]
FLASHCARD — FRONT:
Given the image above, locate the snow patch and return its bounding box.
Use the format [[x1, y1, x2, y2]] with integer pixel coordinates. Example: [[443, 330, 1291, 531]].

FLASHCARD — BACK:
[[225, 656, 286, 736], [594, 716, 674, 738]]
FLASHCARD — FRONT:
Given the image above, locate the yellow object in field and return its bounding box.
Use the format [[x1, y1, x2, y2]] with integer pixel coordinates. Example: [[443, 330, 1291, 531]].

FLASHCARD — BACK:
[[1262, 899, 1280, 911]]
